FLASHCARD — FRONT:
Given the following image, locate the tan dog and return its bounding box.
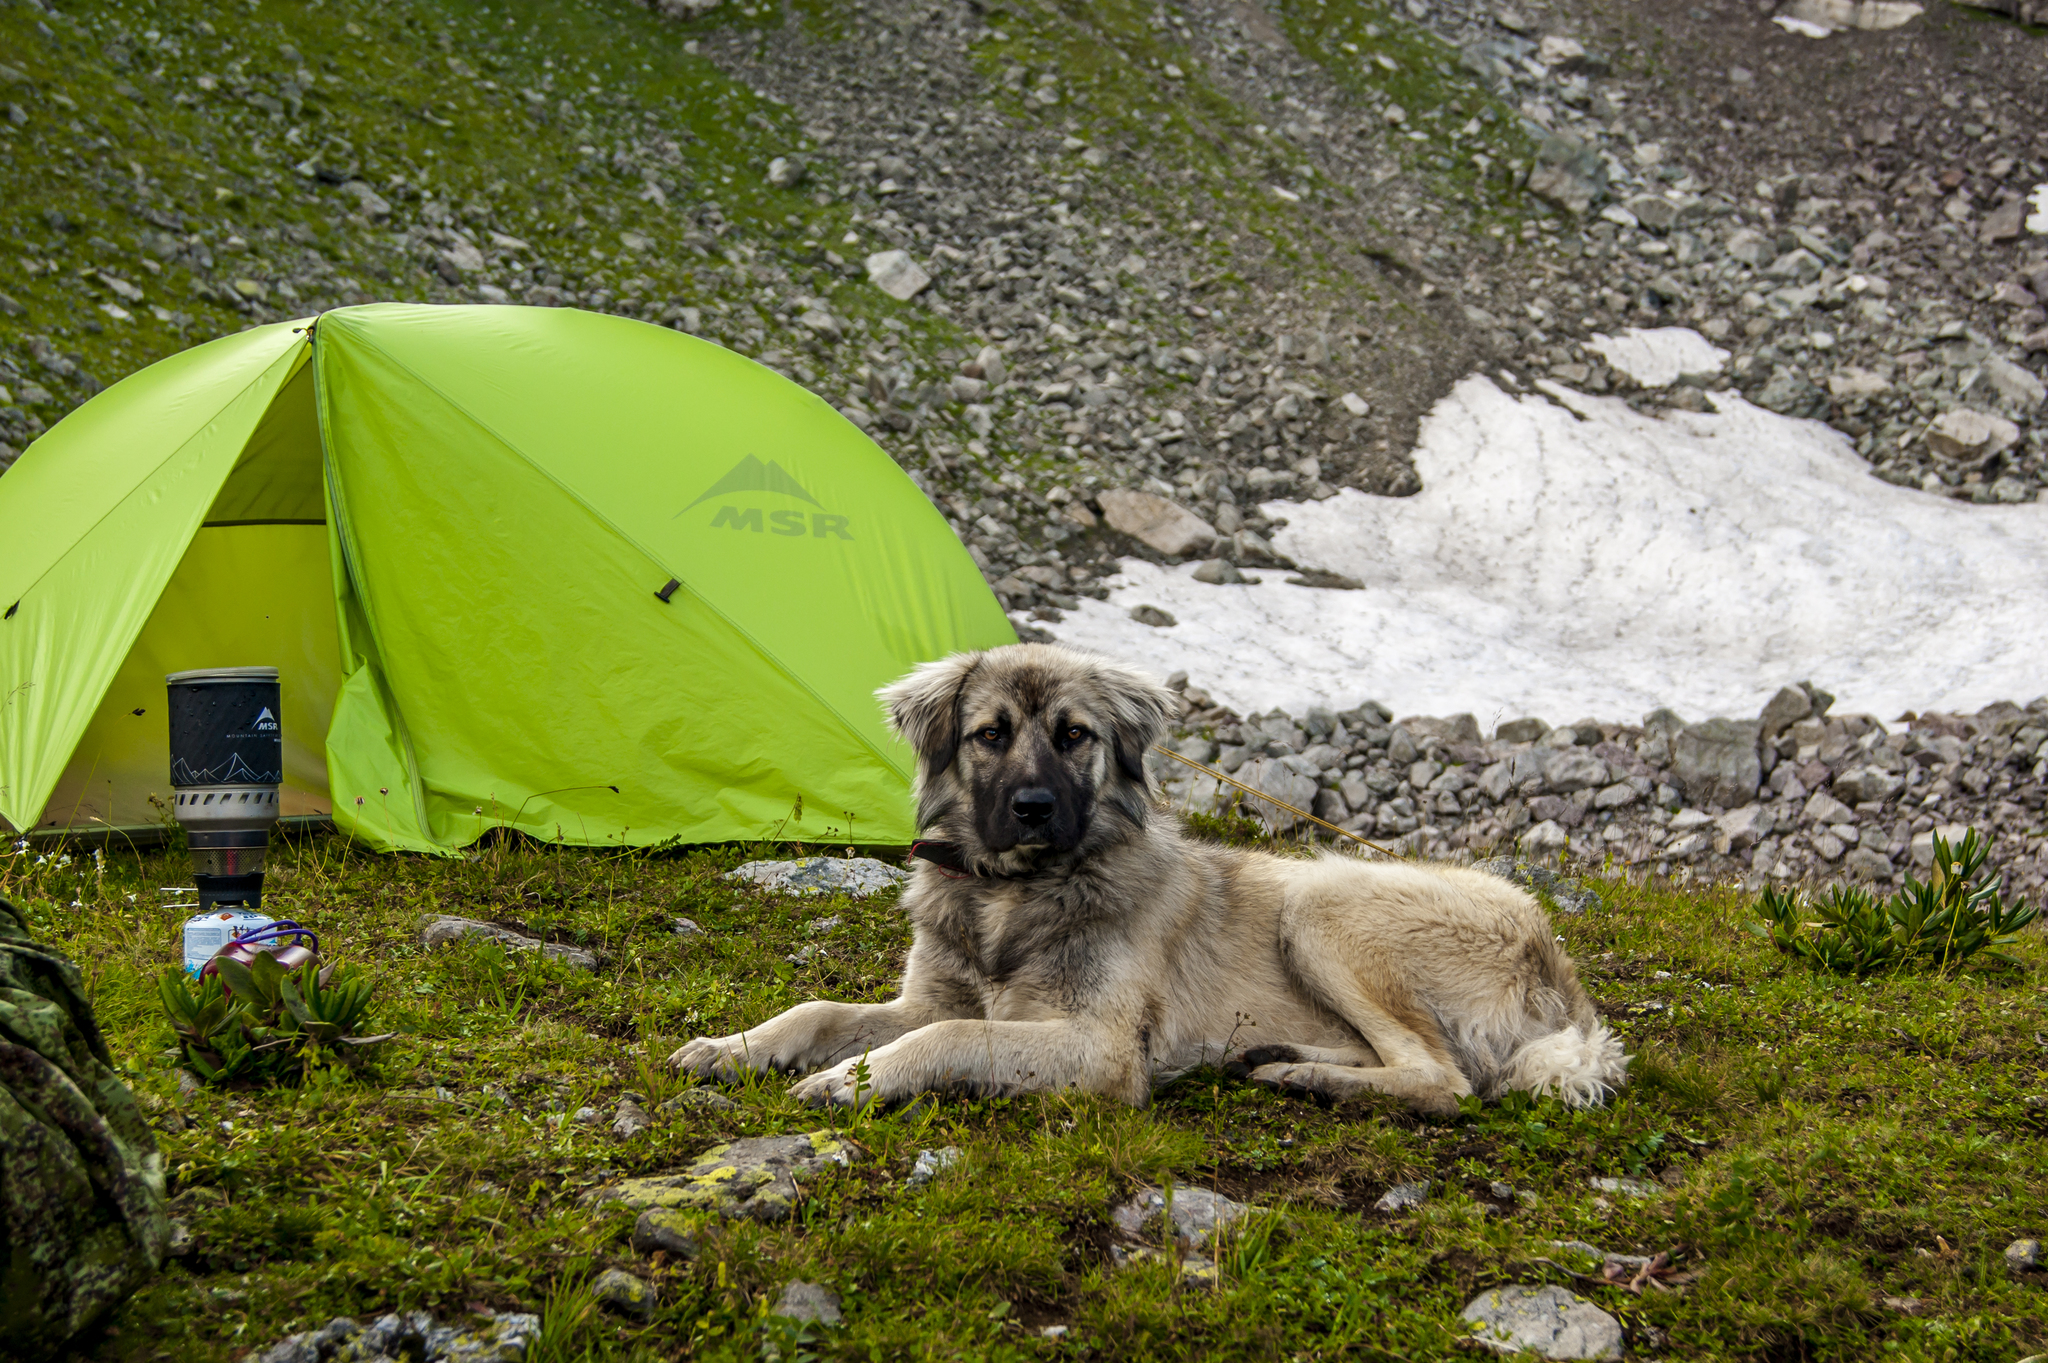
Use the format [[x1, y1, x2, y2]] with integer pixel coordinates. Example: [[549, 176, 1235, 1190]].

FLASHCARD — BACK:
[[671, 643, 1627, 1114]]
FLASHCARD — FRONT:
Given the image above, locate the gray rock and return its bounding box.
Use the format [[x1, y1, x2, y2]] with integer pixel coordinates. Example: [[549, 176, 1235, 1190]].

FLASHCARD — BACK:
[[725, 856, 907, 898], [673, 917, 705, 937], [1754, 369, 1826, 417], [1592, 781, 1637, 810], [592, 1267, 655, 1320], [1832, 765, 1904, 804], [251, 1311, 540, 1363], [765, 155, 807, 188], [1642, 707, 1687, 739], [1541, 750, 1610, 794], [1191, 557, 1246, 585], [2007, 1237, 2042, 1274], [1522, 819, 1569, 855], [1759, 685, 1813, 738], [1623, 193, 1680, 233], [1129, 604, 1178, 628], [418, 915, 598, 971], [1111, 1184, 1258, 1242], [1387, 727, 1419, 766], [1496, 717, 1550, 743], [864, 249, 930, 300], [1925, 408, 2020, 465], [586, 1130, 862, 1221], [771, 1281, 842, 1325], [1715, 804, 1767, 852], [1766, 248, 1824, 283], [612, 1098, 653, 1139], [339, 179, 391, 218], [1803, 791, 1856, 826], [1098, 488, 1217, 557], [255, 1334, 319, 1363], [1672, 718, 1761, 809], [631, 1207, 700, 1258], [907, 1146, 962, 1186], [1528, 131, 1607, 215], [1461, 1284, 1621, 1360], [1373, 1179, 1431, 1211], [1234, 757, 1321, 832], [1844, 847, 1895, 880], [1981, 355, 2046, 409], [434, 1312, 540, 1363]]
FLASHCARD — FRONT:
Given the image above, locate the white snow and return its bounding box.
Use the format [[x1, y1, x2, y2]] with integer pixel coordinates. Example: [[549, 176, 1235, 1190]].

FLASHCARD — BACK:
[[1583, 328, 1727, 387], [1044, 366, 2048, 726]]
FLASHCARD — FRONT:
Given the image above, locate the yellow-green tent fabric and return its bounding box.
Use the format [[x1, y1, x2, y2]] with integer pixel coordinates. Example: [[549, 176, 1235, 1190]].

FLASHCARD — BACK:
[[0, 304, 1013, 851]]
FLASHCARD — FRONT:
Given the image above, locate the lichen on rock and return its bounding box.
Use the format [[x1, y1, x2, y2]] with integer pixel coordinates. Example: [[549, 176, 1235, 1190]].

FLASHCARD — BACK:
[[585, 1129, 862, 1221]]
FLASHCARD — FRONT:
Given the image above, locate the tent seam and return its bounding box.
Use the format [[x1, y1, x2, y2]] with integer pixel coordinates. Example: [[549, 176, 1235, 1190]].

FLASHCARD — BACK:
[[313, 330, 442, 852]]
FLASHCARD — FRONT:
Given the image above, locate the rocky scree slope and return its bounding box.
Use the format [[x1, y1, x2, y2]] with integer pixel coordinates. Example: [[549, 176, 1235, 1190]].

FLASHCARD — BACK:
[[1156, 674, 2048, 896], [0, 0, 2043, 636]]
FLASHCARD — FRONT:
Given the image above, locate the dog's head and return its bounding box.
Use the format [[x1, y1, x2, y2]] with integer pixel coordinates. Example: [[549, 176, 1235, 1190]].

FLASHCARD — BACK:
[[880, 643, 1175, 873]]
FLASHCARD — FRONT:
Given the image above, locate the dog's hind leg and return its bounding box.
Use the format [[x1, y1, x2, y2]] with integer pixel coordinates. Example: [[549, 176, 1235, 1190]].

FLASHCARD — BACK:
[[1220, 1041, 1381, 1079], [1253, 897, 1475, 1117]]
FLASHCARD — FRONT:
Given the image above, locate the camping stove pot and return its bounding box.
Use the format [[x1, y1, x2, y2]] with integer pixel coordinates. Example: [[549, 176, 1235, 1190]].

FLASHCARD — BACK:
[[167, 667, 282, 912]]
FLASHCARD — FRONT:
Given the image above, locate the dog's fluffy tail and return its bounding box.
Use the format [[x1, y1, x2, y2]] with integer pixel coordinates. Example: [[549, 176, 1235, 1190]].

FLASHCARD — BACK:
[[1495, 1022, 1630, 1108]]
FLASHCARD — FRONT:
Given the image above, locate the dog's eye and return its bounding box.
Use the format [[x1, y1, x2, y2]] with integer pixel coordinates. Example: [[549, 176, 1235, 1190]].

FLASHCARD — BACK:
[[979, 725, 1003, 744], [1066, 725, 1086, 741]]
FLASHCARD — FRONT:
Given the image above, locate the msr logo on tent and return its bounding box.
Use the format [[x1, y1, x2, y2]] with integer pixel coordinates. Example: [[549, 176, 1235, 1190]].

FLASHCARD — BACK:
[[253, 707, 279, 732], [679, 455, 853, 539]]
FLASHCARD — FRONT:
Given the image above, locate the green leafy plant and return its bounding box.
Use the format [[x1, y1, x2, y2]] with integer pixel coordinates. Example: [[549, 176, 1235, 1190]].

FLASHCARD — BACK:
[[1752, 829, 2039, 976], [158, 951, 393, 1088]]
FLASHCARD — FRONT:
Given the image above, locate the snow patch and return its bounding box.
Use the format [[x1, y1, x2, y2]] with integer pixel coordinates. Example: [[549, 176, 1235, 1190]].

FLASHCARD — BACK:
[[1046, 373, 2048, 724], [1584, 327, 1728, 387]]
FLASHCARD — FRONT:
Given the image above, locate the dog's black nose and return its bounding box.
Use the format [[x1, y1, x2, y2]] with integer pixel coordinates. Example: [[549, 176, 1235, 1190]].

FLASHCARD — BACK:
[[1011, 787, 1056, 826]]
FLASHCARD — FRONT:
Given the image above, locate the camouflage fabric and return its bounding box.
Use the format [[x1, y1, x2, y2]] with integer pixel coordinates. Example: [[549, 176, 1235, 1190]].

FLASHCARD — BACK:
[[0, 897, 167, 1360]]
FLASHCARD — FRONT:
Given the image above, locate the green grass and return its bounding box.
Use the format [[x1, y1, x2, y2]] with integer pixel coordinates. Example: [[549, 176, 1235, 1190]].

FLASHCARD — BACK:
[[9, 826, 2045, 1362]]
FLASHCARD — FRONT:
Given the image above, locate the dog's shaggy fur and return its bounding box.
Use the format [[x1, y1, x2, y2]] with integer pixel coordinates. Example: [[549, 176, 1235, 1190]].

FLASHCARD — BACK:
[[671, 644, 1628, 1115]]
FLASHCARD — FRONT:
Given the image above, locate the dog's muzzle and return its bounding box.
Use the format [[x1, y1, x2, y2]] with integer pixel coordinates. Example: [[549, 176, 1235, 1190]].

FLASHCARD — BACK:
[[1011, 786, 1056, 830]]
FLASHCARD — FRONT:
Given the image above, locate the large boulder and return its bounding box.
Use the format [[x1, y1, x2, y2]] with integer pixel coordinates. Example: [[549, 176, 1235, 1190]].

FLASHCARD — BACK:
[[1, 899, 168, 1360], [1096, 489, 1217, 557], [1232, 757, 1321, 832], [1671, 718, 1761, 809]]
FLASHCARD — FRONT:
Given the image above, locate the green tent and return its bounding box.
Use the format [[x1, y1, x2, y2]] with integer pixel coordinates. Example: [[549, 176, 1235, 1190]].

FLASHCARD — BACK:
[[0, 304, 1012, 852]]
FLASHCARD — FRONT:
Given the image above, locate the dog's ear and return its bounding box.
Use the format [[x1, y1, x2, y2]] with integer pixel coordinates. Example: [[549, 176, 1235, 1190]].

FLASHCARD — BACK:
[[1092, 659, 1176, 787], [879, 652, 985, 780]]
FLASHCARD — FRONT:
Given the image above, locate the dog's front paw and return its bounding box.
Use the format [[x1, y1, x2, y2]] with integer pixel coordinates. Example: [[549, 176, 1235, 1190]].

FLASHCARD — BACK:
[[668, 1035, 754, 1081], [789, 1058, 884, 1110]]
